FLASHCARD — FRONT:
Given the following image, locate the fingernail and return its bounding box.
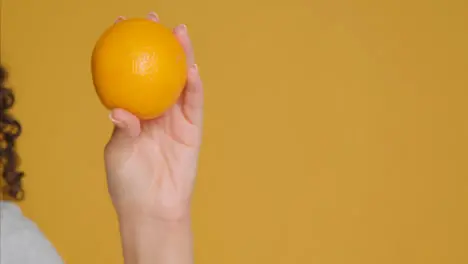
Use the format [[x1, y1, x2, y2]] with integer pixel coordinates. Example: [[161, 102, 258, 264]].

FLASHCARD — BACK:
[[178, 24, 187, 33], [109, 112, 123, 125], [148, 12, 159, 21], [115, 16, 125, 24], [191, 64, 198, 72]]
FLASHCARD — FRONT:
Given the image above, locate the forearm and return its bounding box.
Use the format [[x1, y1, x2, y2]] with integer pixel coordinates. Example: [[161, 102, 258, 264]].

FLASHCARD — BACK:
[[119, 216, 193, 264]]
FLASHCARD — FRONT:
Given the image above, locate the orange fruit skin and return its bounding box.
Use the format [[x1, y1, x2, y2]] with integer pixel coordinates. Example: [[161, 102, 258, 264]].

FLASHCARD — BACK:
[[91, 18, 187, 119]]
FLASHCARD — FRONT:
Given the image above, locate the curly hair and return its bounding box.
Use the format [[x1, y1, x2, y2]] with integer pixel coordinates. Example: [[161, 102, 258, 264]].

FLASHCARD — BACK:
[[1, 65, 24, 200]]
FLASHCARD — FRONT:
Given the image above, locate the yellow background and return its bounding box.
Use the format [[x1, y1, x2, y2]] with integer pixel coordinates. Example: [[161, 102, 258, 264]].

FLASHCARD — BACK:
[[1, 0, 468, 263]]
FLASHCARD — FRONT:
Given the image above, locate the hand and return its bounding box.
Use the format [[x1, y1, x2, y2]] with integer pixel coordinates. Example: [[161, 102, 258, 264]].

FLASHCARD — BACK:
[[104, 12, 203, 222]]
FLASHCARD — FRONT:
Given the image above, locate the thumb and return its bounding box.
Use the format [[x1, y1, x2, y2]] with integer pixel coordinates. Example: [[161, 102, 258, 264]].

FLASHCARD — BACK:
[[109, 108, 141, 139]]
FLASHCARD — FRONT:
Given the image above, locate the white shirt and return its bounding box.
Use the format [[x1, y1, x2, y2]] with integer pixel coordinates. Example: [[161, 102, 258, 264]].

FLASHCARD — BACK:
[[0, 202, 63, 264]]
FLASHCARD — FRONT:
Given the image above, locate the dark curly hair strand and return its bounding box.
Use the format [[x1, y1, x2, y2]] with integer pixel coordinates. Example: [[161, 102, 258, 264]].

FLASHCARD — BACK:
[[1, 65, 24, 200]]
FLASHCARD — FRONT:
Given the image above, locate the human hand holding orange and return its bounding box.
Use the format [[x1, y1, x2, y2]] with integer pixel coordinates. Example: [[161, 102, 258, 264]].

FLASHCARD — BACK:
[[101, 12, 203, 223]]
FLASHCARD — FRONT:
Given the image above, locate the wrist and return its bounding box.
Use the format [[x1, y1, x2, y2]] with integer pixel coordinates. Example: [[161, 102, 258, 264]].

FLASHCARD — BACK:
[[113, 200, 191, 223], [118, 215, 193, 264], [119, 214, 191, 232]]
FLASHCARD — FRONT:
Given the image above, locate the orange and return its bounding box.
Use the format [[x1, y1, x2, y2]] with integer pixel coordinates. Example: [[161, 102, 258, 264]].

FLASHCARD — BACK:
[[91, 18, 187, 119]]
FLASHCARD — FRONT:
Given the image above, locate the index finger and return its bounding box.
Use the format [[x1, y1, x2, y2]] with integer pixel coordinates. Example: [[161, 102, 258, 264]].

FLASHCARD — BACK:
[[173, 24, 195, 66]]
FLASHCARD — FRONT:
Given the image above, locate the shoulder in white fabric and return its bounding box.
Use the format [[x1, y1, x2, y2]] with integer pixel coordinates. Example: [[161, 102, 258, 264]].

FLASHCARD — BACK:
[[0, 202, 64, 264]]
